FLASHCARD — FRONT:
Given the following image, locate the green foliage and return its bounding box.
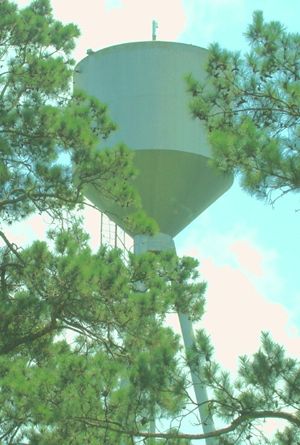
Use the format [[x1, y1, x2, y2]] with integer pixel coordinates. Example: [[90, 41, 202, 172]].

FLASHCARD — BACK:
[[1, 2, 299, 444], [0, 221, 207, 443], [272, 426, 300, 445], [187, 11, 300, 202], [192, 331, 300, 443], [0, 0, 150, 228]]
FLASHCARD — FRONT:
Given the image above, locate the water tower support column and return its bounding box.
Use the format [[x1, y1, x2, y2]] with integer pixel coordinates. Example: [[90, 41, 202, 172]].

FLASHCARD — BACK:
[[134, 234, 216, 445]]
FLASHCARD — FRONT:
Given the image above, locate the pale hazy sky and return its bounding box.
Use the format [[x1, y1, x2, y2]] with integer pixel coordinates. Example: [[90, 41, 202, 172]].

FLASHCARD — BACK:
[[10, 0, 300, 375]]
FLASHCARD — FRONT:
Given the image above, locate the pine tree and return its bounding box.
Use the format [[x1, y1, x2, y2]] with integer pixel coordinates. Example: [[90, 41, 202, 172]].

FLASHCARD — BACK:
[[187, 11, 300, 203], [0, 1, 200, 443], [0, 0, 156, 229], [1, 2, 299, 444]]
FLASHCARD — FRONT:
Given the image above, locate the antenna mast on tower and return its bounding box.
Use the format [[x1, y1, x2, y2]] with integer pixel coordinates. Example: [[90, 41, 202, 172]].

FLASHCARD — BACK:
[[152, 19, 158, 40]]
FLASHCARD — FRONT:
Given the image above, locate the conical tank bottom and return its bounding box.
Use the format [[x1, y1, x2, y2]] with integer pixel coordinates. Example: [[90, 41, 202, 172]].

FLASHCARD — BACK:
[[84, 148, 232, 237]]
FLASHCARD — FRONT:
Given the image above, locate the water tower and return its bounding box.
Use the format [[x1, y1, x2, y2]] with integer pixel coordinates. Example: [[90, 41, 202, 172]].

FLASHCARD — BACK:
[[74, 41, 233, 443]]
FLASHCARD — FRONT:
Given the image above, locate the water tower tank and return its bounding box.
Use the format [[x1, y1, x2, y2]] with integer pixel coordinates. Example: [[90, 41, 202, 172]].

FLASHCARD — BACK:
[[74, 42, 233, 237]]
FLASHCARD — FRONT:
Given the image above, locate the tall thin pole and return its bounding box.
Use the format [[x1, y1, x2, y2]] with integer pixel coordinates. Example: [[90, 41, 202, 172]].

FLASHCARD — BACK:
[[177, 312, 216, 444], [134, 233, 217, 445], [114, 223, 118, 248], [100, 212, 103, 246]]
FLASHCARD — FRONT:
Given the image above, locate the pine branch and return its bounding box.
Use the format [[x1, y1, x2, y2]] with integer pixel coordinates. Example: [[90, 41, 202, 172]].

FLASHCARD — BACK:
[[72, 409, 300, 441]]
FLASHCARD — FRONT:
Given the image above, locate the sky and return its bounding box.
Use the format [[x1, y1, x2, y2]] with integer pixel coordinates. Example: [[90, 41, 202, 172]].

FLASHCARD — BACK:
[[9, 0, 300, 436]]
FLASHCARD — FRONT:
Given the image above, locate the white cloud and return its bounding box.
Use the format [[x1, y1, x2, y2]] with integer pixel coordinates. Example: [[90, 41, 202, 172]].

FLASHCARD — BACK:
[[176, 225, 300, 372], [35, 0, 187, 61], [0, 214, 50, 249]]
